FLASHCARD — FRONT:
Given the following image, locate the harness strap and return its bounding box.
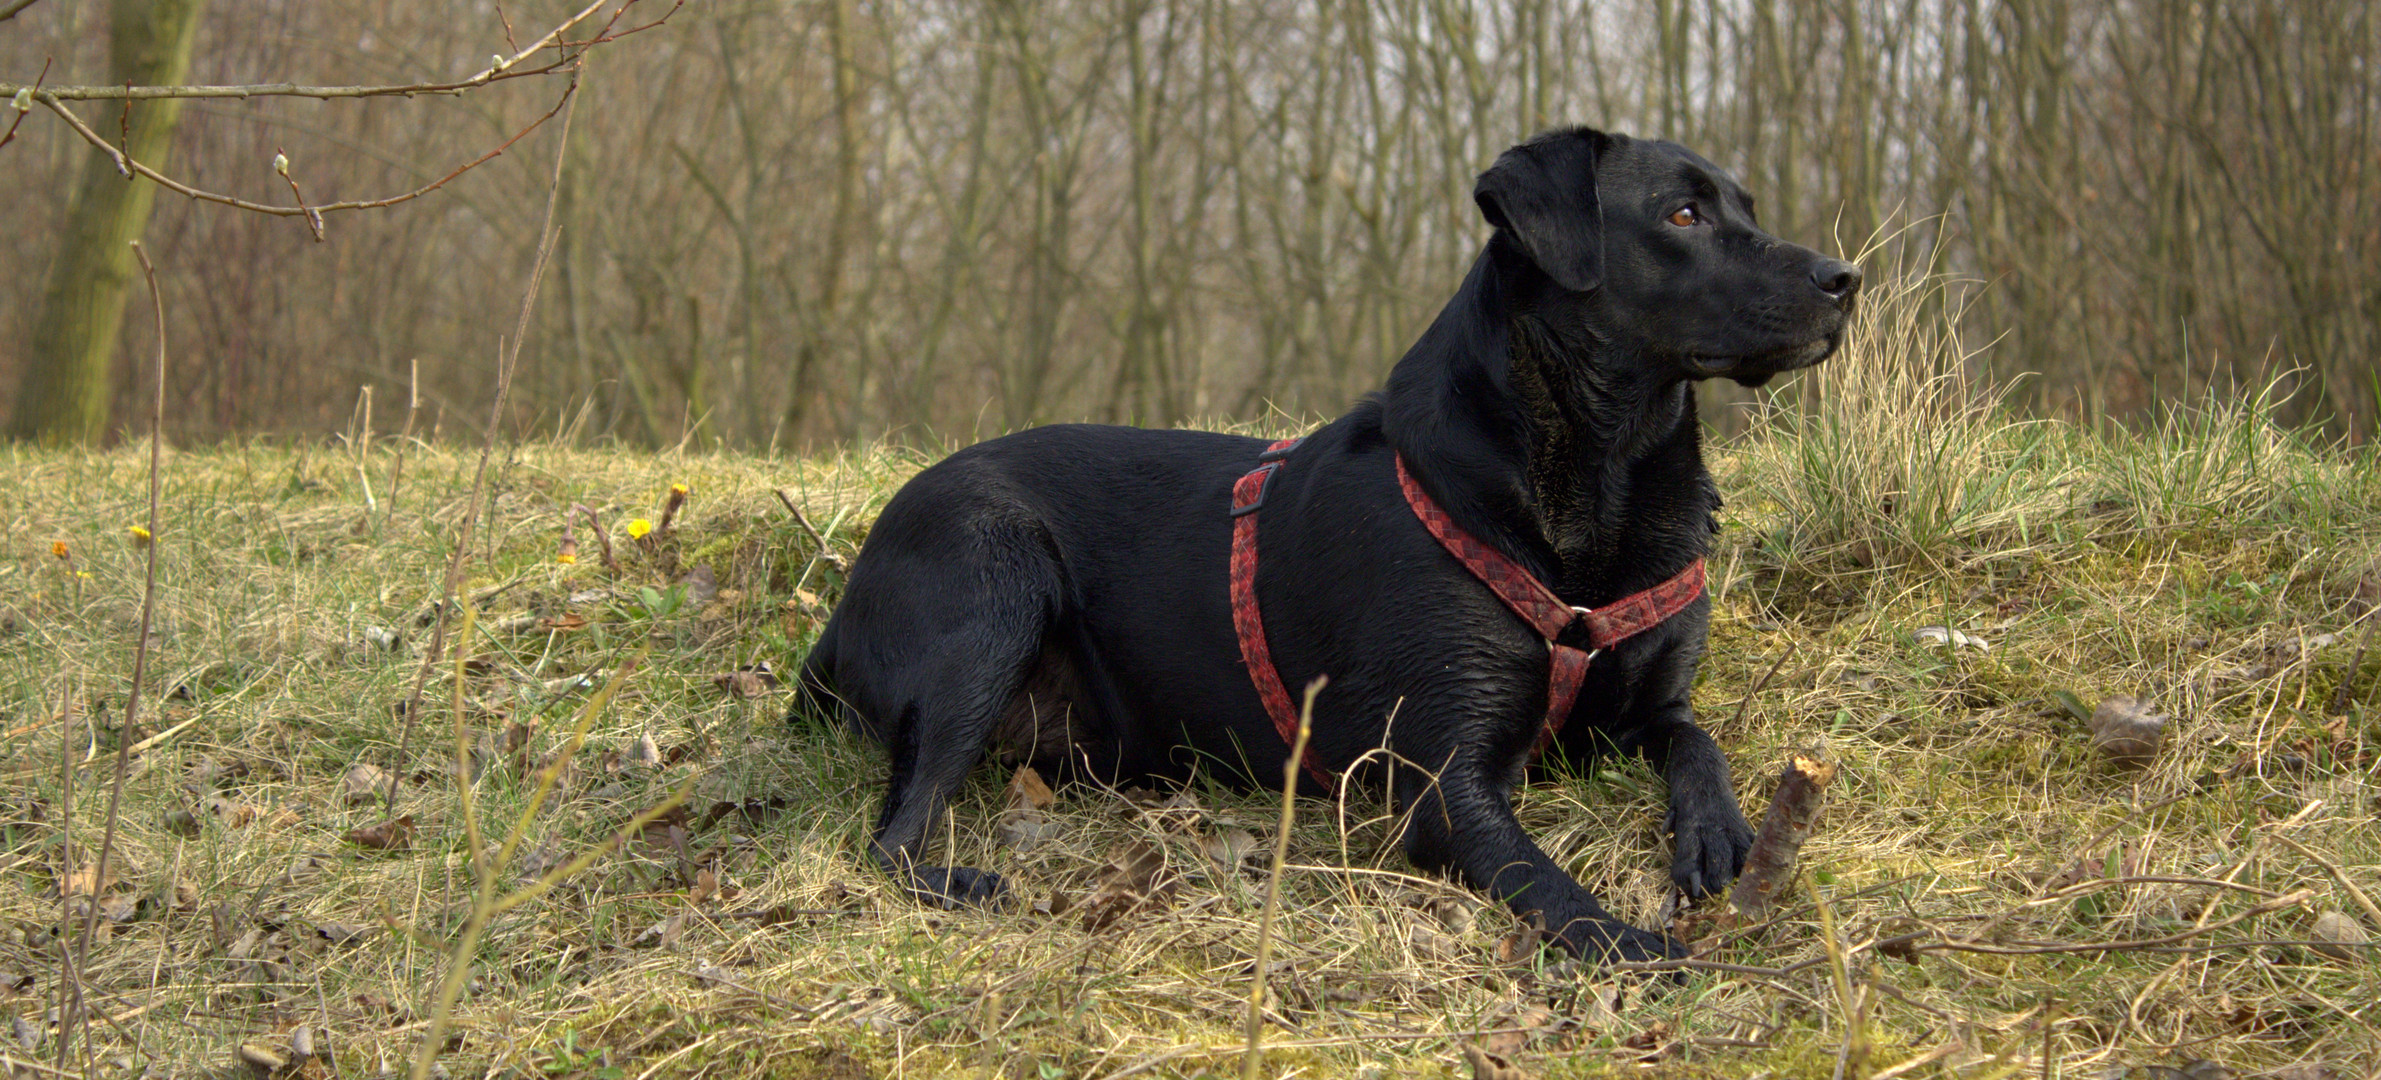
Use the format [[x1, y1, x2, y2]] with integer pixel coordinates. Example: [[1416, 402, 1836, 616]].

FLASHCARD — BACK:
[[1231, 440, 1707, 788], [1230, 438, 1329, 785], [1395, 454, 1705, 752]]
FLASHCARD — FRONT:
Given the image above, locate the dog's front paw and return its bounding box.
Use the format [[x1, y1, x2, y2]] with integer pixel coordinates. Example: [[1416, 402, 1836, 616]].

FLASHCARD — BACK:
[[909, 866, 1009, 909], [1666, 797, 1755, 899], [1561, 920, 1687, 966]]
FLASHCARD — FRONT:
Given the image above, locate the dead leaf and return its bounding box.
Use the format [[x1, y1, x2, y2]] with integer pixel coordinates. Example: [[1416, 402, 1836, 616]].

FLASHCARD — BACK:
[[997, 809, 1062, 851], [1007, 766, 1055, 812], [2089, 696, 2167, 767], [343, 815, 415, 851], [162, 805, 202, 838], [1079, 839, 1173, 932], [2311, 910, 2369, 961], [339, 764, 392, 806], [1913, 625, 1991, 651], [203, 796, 257, 828], [690, 866, 719, 906], [678, 565, 719, 609], [1200, 827, 1259, 873], [538, 612, 590, 632], [59, 864, 113, 897], [1463, 1043, 1533, 1080], [236, 1043, 287, 1077], [632, 913, 688, 949], [313, 921, 374, 944], [713, 663, 781, 698], [625, 733, 663, 770], [1495, 913, 1546, 965]]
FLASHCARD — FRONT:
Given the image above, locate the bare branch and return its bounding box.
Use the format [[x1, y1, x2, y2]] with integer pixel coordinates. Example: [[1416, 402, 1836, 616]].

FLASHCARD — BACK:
[[0, 57, 48, 153], [39, 76, 577, 220], [0, 0, 680, 102], [0, 0, 42, 24]]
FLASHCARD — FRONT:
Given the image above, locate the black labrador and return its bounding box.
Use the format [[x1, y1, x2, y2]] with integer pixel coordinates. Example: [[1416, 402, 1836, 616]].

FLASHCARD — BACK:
[[793, 127, 1861, 961]]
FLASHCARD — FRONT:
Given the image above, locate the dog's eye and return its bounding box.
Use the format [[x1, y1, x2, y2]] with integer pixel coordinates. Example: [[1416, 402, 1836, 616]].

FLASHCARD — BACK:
[[1666, 205, 1700, 228]]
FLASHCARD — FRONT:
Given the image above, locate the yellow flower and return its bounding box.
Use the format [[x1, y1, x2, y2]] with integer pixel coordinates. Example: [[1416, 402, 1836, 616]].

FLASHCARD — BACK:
[[128, 525, 152, 545], [556, 553, 577, 565], [670, 483, 690, 496], [51, 541, 68, 559], [625, 518, 653, 540], [74, 570, 92, 580]]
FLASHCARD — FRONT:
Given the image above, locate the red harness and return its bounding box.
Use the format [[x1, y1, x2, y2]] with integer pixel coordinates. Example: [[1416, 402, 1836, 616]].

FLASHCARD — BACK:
[[1230, 437, 1706, 787]]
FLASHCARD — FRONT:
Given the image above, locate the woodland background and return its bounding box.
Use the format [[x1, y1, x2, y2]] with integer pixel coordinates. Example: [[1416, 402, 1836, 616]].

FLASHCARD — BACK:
[[2, 0, 2376, 448]]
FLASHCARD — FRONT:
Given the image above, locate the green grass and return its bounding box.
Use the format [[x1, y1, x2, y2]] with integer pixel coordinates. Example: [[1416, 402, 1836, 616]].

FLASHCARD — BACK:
[[3, 283, 2380, 1078]]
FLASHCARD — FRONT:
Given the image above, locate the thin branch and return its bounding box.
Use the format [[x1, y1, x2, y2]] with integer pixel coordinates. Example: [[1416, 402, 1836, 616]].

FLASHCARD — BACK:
[[0, 57, 50, 152], [0, 0, 42, 24], [3, 0, 614, 103], [0, 0, 681, 102], [68, 241, 169, 1070], [387, 67, 580, 813], [41, 77, 577, 220]]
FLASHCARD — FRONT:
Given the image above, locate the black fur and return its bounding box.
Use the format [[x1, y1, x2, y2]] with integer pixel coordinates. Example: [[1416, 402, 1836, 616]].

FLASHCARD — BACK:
[[792, 128, 1862, 962]]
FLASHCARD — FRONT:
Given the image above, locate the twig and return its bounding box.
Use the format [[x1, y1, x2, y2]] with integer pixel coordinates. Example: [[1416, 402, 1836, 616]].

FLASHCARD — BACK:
[[2332, 614, 2377, 715], [51, 682, 77, 1073], [774, 488, 829, 548], [0, 0, 46, 24], [1729, 647, 1794, 731], [2269, 831, 2381, 930], [574, 504, 619, 572], [382, 358, 418, 535], [273, 145, 324, 240], [66, 241, 169, 1070], [1, 0, 635, 101], [0, 57, 49, 152], [41, 78, 577, 221], [1244, 675, 1323, 1080], [386, 74, 580, 813]]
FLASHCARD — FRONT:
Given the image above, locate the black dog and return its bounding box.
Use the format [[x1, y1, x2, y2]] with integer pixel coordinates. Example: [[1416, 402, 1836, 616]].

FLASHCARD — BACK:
[[794, 127, 1860, 961]]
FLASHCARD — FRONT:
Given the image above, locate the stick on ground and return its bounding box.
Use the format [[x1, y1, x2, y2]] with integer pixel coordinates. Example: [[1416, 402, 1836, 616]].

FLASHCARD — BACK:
[[1732, 750, 1837, 920]]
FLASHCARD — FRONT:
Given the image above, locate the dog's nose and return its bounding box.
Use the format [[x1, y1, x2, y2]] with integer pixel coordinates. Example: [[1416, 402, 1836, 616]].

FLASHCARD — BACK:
[[1811, 259, 1863, 301]]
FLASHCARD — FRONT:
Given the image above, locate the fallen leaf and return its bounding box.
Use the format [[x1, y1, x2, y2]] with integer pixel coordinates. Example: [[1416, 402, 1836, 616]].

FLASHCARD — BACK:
[[1079, 839, 1173, 933], [1913, 625, 1991, 651], [342, 815, 415, 851], [2088, 696, 2167, 767], [59, 864, 113, 897], [538, 612, 590, 632], [1463, 1043, 1532, 1080], [162, 805, 202, 838], [997, 809, 1062, 851], [678, 565, 719, 609], [1006, 766, 1054, 812], [236, 1043, 287, 1077], [2310, 910, 2369, 961], [1495, 913, 1546, 965], [632, 913, 688, 949], [624, 733, 663, 770], [713, 664, 781, 698], [1200, 827, 1259, 873], [339, 764, 392, 806], [308, 921, 371, 944]]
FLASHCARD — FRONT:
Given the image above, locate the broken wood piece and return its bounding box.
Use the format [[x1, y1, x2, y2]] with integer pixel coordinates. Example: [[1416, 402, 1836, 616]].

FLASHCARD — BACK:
[[1730, 751, 1836, 920]]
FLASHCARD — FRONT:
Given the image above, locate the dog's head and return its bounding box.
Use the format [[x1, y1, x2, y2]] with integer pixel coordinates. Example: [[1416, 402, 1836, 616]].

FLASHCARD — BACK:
[[1474, 128, 1861, 388]]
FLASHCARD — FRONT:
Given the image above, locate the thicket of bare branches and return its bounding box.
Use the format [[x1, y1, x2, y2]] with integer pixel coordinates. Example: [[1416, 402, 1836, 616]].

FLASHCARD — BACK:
[[3, 0, 2374, 446]]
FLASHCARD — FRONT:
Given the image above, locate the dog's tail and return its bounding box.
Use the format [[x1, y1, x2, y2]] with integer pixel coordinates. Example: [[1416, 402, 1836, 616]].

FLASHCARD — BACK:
[[788, 623, 860, 732]]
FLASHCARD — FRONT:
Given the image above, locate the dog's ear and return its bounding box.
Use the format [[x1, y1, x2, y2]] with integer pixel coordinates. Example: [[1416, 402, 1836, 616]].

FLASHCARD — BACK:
[[1474, 129, 1608, 293]]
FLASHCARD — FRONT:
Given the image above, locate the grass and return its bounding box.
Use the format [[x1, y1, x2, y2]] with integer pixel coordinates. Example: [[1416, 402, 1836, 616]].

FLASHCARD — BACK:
[[3, 277, 2379, 1079]]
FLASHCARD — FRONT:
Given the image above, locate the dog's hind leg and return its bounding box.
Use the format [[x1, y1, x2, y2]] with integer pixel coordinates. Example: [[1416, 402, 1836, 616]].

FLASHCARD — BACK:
[[834, 524, 1062, 909]]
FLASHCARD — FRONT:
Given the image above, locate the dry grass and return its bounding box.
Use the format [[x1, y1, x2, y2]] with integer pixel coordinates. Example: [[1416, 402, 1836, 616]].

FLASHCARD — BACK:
[[3, 289, 2380, 1079]]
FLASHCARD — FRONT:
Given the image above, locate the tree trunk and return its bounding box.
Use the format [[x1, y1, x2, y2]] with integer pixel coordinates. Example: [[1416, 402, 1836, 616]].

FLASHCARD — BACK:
[[10, 0, 208, 445]]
